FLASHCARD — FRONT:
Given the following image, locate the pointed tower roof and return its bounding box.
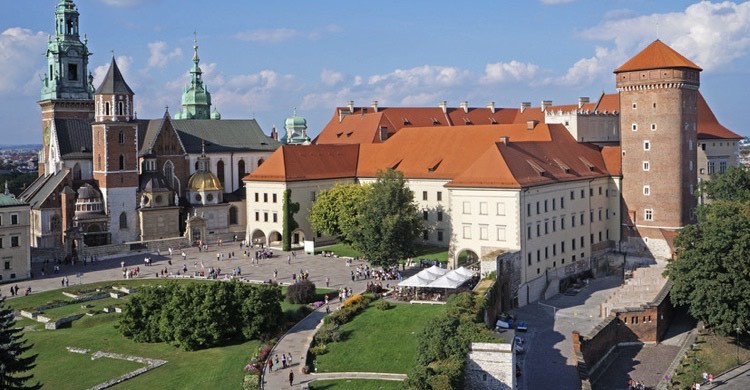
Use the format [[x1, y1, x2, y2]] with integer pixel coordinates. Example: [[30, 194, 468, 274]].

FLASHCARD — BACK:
[[615, 39, 702, 73], [175, 33, 215, 120], [95, 57, 134, 95]]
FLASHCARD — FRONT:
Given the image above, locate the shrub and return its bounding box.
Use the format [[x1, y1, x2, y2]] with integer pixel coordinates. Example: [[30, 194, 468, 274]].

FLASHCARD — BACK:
[[242, 373, 261, 390], [314, 322, 341, 345], [342, 294, 364, 308], [375, 299, 392, 311], [309, 344, 328, 356], [286, 280, 317, 304]]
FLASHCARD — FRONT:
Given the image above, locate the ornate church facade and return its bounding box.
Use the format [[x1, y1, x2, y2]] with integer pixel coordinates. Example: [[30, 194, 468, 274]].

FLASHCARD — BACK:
[[21, 0, 280, 254]]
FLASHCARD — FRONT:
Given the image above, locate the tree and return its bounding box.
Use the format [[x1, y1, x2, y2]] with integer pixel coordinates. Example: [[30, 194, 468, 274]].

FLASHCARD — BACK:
[[348, 169, 422, 268], [308, 183, 370, 242], [282, 189, 300, 251], [0, 295, 41, 390], [667, 200, 750, 335], [700, 165, 750, 202]]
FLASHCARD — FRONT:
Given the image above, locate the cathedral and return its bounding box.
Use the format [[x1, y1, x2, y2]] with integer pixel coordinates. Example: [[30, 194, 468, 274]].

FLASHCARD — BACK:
[[20, 0, 280, 254]]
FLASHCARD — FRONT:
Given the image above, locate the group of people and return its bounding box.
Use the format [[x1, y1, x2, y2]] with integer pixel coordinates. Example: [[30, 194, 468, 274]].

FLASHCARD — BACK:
[[7, 284, 30, 296]]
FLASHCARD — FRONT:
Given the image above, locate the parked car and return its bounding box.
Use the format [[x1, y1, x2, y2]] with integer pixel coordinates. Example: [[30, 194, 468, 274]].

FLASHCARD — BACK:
[[495, 313, 516, 331], [516, 321, 528, 332]]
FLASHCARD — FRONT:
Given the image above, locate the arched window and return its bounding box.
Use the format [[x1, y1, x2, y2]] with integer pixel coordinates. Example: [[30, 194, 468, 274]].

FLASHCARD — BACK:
[[117, 101, 124, 116], [118, 155, 124, 170], [118, 131, 124, 144], [238, 160, 246, 183], [229, 206, 238, 225], [194, 161, 199, 171], [119, 212, 128, 229], [72, 163, 81, 180], [216, 160, 225, 190], [105, 102, 110, 116], [163, 160, 175, 189]]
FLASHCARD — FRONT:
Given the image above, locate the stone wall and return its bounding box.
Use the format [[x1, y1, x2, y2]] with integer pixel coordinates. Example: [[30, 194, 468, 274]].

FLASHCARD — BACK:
[[497, 251, 521, 310], [464, 342, 515, 390], [571, 315, 640, 387]]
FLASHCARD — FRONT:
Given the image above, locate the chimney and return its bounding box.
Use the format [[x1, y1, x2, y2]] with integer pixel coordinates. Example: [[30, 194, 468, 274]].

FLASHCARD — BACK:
[[439, 100, 447, 114], [527, 120, 538, 130], [578, 97, 590, 109], [499, 136, 509, 145], [541, 100, 552, 112], [460, 101, 469, 113], [347, 100, 354, 112], [371, 100, 378, 113], [520, 102, 531, 112], [487, 101, 495, 114]]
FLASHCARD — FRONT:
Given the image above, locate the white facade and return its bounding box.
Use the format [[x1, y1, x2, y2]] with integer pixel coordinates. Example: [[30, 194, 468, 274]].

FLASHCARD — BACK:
[[104, 187, 138, 244], [0, 198, 32, 281]]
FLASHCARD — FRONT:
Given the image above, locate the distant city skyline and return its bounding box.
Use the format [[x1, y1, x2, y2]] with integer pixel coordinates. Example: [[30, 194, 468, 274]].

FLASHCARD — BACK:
[[2, 0, 749, 145]]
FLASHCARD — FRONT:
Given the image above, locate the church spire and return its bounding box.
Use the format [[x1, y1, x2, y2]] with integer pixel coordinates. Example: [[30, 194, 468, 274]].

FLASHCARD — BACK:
[[175, 33, 219, 120]]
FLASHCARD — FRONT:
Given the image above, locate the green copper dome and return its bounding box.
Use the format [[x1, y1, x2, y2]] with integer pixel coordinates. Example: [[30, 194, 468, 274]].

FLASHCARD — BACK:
[[175, 34, 219, 120]]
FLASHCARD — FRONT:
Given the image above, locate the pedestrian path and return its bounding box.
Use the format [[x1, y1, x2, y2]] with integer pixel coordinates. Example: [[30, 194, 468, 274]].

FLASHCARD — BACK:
[[701, 361, 750, 389]]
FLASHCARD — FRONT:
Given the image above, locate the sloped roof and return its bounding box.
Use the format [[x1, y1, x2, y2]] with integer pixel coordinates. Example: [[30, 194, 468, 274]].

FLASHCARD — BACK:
[[245, 144, 359, 182], [614, 39, 701, 73], [171, 119, 279, 153], [0, 193, 26, 207], [18, 169, 69, 209], [54, 118, 92, 159], [356, 123, 553, 179], [696, 93, 742, 140], [594, 93, 620, 113], [95, 57, 135, 95], [601, 146, 622, 177]]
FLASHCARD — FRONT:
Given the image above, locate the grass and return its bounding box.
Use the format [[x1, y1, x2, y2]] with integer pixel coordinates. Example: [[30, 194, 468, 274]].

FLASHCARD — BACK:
[[316, 243, 450, 264], [670, 331, 750, 388], [7, 278, 323, 389], [313, 302, 446, 374], [309, 379, 403, 390]]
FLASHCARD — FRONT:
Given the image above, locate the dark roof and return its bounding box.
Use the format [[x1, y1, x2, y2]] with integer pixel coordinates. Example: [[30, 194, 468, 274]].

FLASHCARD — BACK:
[[54, 118, 92, 159], [18, 169, 69, 209], [95, 57, 135, 95], [171, 119, 280, 153]]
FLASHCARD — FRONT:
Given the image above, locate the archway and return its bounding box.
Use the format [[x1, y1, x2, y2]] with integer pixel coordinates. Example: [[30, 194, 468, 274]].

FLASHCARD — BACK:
[[291, 229, 305, 245], [72, 163, 81, 181], [251, 229, 266, 248], [237, 160, 246, 183], [456, 249, 479, 267], [268, 231, 282, 247]]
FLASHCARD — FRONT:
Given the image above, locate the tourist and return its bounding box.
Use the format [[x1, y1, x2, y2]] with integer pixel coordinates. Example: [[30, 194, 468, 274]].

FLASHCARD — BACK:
[[281, 353, 287, 368], [287, 353, 292, 366], [289, 371, 294, 386], [267, 358, 273, 372]]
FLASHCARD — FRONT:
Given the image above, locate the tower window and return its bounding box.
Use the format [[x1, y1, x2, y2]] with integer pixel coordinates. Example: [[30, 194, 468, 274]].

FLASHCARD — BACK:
[[118, 131, 124, 144], [644, 209, 654, 221], [644, 141, 650, 151], [643, 161, 650, 171], [643, 185, 650, 196], [632, 103, 637, 109], [105, 102, 111, 116], [651, 123, 657, 131], [117, 101, 124, 116], [67, 63, 78, 81], [631, 123, 638, 131], [119, 212, 128, 229], [119, 155, 125, 170]]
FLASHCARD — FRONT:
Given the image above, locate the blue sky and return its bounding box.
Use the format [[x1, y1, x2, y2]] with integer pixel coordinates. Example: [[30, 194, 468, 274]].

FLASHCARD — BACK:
[[2, 0, 750, 144]]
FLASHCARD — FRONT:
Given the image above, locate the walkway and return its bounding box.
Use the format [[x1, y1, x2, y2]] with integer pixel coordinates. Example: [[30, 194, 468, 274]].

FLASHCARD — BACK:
[[702, 361, 750, 389]]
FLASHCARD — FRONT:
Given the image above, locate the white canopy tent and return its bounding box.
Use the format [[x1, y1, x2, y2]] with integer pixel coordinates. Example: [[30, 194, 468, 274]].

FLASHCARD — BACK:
[[398, 265, 448, 287], [428, 267, 476, 289]]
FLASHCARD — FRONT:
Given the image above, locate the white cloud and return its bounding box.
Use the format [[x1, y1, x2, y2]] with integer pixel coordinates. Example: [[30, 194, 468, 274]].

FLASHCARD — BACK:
[[320, 69, 345, 86], [99, 0, 147, 6], [0, 28, 47, 95], [234, 28, 299, 43], [554, 46, 615, 86], [481, 60, 539, 83], [540, 0, 575, 4], [147, 41, 182, 69], [581, 1, 750, 72], [368, 65, 469, 87]]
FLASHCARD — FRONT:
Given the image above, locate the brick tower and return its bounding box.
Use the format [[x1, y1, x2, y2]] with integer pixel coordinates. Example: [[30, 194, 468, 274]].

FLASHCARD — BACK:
[[615, 40, 702, 259], [39, 0, 94, 175], [91, 57, 139, 244]]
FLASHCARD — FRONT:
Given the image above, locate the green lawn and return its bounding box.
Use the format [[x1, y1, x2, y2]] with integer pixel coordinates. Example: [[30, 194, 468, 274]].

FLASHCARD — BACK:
[[309, 379, 403, 390], [313, 302, 446, 374], [6, 278, 324, 389], [670, 332, 750, 388]]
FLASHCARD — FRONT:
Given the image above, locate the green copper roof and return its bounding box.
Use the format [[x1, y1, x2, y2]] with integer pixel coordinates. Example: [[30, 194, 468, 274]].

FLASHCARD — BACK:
[[175, 34, 217, 120]]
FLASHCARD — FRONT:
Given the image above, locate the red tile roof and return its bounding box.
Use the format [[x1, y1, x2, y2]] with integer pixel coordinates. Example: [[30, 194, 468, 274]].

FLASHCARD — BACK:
[[244, 144, 359, 182], [697, 93, 742, 140], [614, 39, 702, 73]]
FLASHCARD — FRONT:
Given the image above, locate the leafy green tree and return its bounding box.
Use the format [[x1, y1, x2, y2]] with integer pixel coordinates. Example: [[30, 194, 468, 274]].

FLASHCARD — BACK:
[[667, 200, 750, 335], [349, 169, 422, 267], [700, 165, 750, 202], [309, 183, 370, 242], [0, 296, 41, 390], [282, 190, 300, 251]]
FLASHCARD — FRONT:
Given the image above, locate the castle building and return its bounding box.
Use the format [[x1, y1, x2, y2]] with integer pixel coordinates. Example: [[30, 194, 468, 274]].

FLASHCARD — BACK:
[[244, 40, 740, 308], [20, 0, 280, 253], [0, 186, 31, 282]]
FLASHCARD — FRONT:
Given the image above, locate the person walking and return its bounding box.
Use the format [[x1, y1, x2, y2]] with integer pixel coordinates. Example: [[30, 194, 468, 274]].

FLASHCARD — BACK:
[[287, 353, 293, 367], [288, 371, 294, 387]]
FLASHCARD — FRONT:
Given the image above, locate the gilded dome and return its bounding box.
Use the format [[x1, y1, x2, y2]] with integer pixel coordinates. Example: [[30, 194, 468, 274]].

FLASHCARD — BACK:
[[188, 171, 223, 191]]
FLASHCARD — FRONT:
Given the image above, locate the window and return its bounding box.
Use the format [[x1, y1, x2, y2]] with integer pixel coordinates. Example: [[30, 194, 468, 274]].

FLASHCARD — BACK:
[[571, 214, 576, 227], [238, 160, 246, 183], [264, 212, 268, 222], [552, 218, 557, 232], [553, 244, 557, 256], [119, 155, 124, 170], [643, 185, 650, 196], [3, 261, 8, 270], [255, 212, 259, 221], [216, 160, 225, 189], [528, 253, 532, 266], [437, 210, 443, 221], [632, 123, 638, 131], [643, 161, 650, 171], [707, 161, 716, 174], [720, 161, 728, 173], [463, 202, 471, 214], [67, 63, 78, 80], [644, 141, 650, 151], [423, 210, 429, 220], [580, 213, 584, 225], [544, 221, 549, 234], [463, 224, 471, 239], [561, 241, 565, 253], [119, 212, 127, 229], [527, 225, 532, 239], [572, 239, 576, 250], [479, 225, 488, 240], [117, 101, 124, 116], [273, 213, 278, 223], [598, 187, 602, 195], [581, 189, 585, 198], [545, 247, 549, 259], [651, 123, 657, 131], [437, 230, 444, 242], [598, 209, 602, 221], [590, 188, 594, 197], [590, 211, 594, 223], [263, 193, 268, 202], [570, 191, 574, 200], [480, 202, 488, 215], [255, 193, 259, 202], [544, 200, 548, 213], [497, 202, 506, 216], [422, 191, 428, 201], [11, 214, 18, 225], [497, 226, 506, 241], [536, 201, 540, 214], [310, 191, 316, 201], [272, 193, 277, 203], [527, 204, 531, 217], [105, 102, 110, 116], [0, 238, 3, 248], [118, 131, 124, 144], [561, 216, 566, 230], [581, 236, 585, 247], [552, 198, 556, 211], [536, 224, 540, 236], [645, 209, 653, 221], [560, 197, 565, 209], [437, 191, 442, 201], [537, 250, 541, 262], [632, 103, 637, 109], [11, 236, 19, 247]]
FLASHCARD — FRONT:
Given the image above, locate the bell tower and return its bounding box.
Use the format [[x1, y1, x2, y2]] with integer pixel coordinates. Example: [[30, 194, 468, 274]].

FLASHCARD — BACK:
[[616, 40, 701, 259], [92, 57, 139, 244], [174, 34, 219, 120], [39, 0, 95, 175]]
